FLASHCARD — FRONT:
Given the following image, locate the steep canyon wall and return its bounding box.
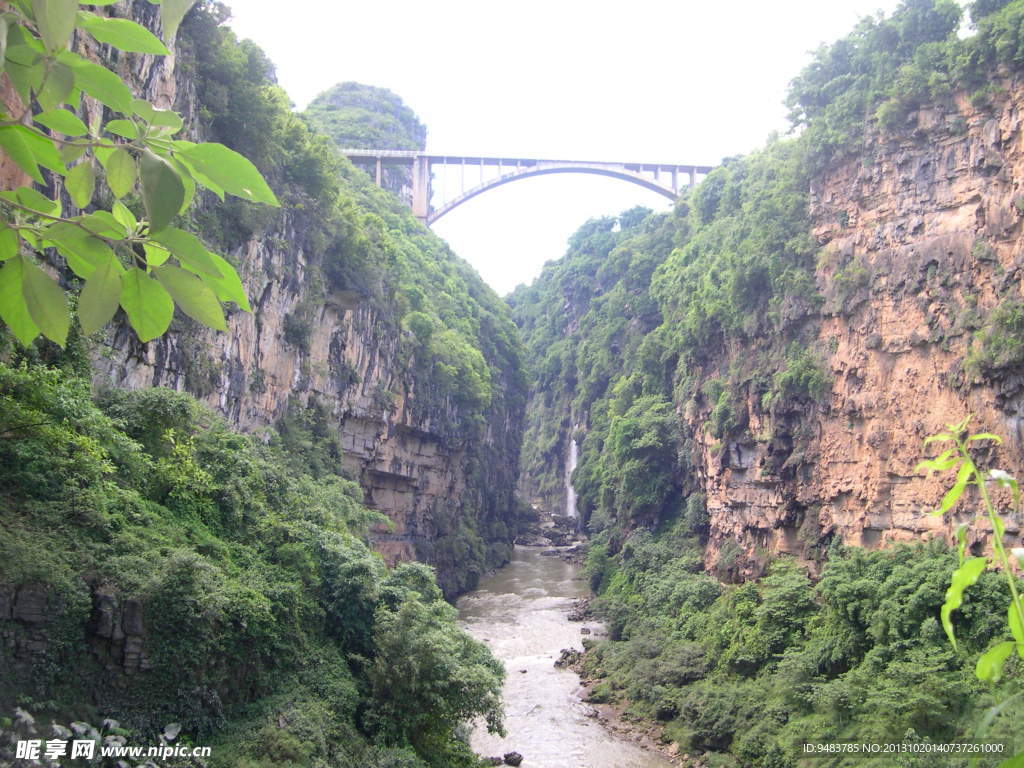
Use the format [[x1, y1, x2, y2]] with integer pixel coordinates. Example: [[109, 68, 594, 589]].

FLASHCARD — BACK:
[[702, 81, 1024, 575], [515, 83, 1024, 578], [87, 4, 524, 597]]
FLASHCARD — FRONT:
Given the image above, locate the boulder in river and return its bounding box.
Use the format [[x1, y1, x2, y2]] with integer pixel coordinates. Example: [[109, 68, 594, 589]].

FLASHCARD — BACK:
[[503, 752, 523, 766], [567, 596, 591, 621], [554, 647, 581, 669]]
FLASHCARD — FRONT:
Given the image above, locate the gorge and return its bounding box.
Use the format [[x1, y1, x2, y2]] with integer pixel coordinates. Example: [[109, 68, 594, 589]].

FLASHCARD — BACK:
[[2, 0, 1024, 767]]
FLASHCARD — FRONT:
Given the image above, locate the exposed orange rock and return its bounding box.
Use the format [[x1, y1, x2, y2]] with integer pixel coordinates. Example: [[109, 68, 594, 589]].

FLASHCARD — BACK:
[[699, 80, 1024, 578]]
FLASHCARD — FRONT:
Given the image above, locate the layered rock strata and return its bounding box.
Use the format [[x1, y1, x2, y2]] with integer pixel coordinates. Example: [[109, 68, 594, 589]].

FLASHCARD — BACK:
[[700, 83, 1024, 576]]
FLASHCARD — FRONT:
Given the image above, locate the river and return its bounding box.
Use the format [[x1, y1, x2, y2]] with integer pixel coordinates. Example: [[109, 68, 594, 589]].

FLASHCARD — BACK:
[[457, 546, 674, 768]]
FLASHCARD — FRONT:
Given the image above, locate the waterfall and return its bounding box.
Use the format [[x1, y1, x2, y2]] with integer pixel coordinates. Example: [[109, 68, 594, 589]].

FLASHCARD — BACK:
[[565, 436, 579, 518]]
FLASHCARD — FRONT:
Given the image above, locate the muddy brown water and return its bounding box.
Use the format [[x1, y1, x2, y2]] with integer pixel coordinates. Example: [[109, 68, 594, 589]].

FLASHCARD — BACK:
[[457, 546, 674, 768]]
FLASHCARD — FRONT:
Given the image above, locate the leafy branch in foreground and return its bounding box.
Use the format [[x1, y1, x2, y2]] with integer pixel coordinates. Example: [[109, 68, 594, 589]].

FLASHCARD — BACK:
[[917, 416, 1024, 763], [0, 0, 279, 347]]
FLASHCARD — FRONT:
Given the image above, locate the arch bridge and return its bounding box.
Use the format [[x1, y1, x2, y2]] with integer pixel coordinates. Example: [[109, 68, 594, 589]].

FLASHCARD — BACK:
[[340, 149, 713, 226]]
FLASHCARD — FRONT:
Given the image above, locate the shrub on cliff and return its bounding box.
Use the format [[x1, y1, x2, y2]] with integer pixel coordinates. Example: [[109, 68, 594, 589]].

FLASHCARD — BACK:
[[582, 524, 1022, 764], [788, 0, 1024, 170], [0, 353, 502, 767]]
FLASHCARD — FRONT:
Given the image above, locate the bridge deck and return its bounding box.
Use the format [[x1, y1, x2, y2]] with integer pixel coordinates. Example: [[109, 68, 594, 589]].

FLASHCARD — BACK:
[[340, 149, 713, 174]]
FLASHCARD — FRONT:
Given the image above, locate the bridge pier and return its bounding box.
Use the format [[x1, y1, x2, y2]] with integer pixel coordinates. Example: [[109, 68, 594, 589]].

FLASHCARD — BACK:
[[411, 155, 431, 223]]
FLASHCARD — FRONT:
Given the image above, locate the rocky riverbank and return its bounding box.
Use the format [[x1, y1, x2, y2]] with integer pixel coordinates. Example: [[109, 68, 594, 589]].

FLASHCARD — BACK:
[[555, 603, 710, 768]]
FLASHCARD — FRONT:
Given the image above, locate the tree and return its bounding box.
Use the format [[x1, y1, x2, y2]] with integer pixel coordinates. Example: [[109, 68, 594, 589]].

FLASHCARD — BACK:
[[365, 595, 504, 755], [305, 82, 426, 199], [0, 0, 278, 348], [305, 82, 426, 152]]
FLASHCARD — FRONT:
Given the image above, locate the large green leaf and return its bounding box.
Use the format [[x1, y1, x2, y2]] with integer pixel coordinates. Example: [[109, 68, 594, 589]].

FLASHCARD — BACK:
[[205, 251, 250, 311], [77, 11, 170, 54], [0, 257, 39, 346], [0, 126, 42, 182], [5, 25, 45, 104], [5, 56, 44, 106], [0, 227, 18, 261], [103, 119, 137, 139], [20, 255, 70, 346], [155, 264, 226, 331], [1010, 602, 1024, 657], [119, 267, 173, 341], [61, 51, 133, 112], [18, 124, 67, 174], [44, 220, 114, 278], [175, 142, 279, 206], [933, 461, 974, 516], [159, 0, 195, 43], [32, 0, 77, 51], [65, 161, 95, 208], [172, 151, 223, 200], [976, 640, 1016, 682], [104, 147, 136, 198], [139, 149, 184, 232], [7, 186, 61, 217], [0, 14, 9, 66], [941, 556, 987, 649], [150, 108, 184, 133], [144, 242, 169, 268], [36, 59, 74, 111], [111, 200, 137, 230], [78, 210, 124, 238], [35, 108, 89, 136], [61, 142, 87, 165], [77, 252, 122, 335], [151, 227, 222, 277]]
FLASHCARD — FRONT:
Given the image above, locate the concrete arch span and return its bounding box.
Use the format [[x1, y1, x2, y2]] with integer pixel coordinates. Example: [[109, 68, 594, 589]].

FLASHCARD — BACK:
[[427, 164, 681, 225]]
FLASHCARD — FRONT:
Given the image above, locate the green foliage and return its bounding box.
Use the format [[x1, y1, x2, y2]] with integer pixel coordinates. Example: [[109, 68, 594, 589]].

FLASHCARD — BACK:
[[0, 0, 276, 347], [0, 359, 502, 767], [966, 298, 1024, 376], [430, 328, 493, 408], [763, 344, 831, 410], [365, 596, 504, 756], [512, 144, 821, 538], [786, 0, 1024, 171], [305, 82, 427, 152], [582, 522, 1022, 765], [182, 0, 524, 432], [509, 207, 679, 517], [507, 4, 1024, 767], [915, 420, 1024, 760], [651, 141, 817, 362], [704, 379, 738, 439], [591, 393, 681, 524], [824, 254, 871, 313]]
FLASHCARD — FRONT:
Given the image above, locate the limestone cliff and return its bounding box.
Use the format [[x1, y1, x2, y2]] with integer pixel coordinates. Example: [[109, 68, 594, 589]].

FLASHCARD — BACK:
[[696, 80, 1024, 576], [86, 4, 524, 597], [514, 85, 1024, 578]]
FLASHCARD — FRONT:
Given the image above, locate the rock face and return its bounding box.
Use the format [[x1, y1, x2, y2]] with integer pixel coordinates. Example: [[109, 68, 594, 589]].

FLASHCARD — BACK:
[[698, 83, 1024, 576], [85, 3, 523, 598], [514, 83, 1024, 580], [95, 253, 522, 596]]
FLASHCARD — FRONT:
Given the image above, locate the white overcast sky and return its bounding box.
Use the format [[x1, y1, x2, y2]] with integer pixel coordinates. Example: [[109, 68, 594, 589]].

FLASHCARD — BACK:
[[226, 0, 908, 295]]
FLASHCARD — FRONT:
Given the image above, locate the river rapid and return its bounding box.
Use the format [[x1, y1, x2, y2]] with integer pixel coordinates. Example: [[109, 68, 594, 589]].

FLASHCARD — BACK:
[[457, 546, 674, 768]]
